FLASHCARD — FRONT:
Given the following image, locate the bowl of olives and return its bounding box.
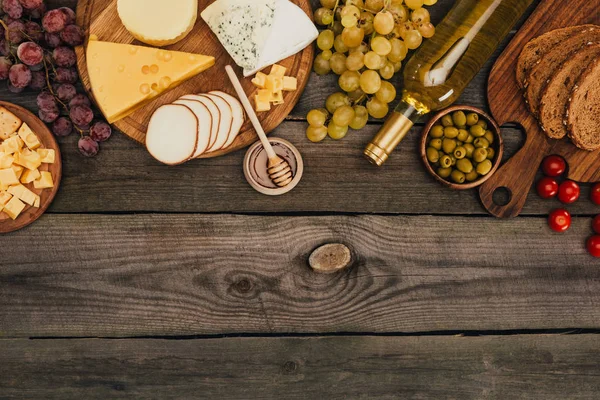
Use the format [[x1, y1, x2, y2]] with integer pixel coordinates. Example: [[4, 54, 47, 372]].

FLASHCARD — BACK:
[[420, 106, 504, 190]]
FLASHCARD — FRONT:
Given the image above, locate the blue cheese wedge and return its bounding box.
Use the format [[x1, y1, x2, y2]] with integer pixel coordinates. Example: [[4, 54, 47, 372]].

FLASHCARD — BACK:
[[201, 0, 276, 71]]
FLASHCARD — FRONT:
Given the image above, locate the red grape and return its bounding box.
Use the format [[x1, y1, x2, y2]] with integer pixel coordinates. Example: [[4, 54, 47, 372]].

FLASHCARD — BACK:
[[60, 24, 84, 46], [28, 69, 45, 89], [38, 107, 59, 123], [8, 63, 31, 88], [29, 62, 43, 71], [69, 93, 91, 108], [52, 46, 76, 67], [56, 83, 76, 101], [7, 80, 23, 93], [42, 9, 67, 33], [25, 2, 44, 18], [58, 7, 75, 24], [24, 21, 43, 42], [78, 136, 99, 157], [70, 105, 94, 127], [90, 121, 111, 142], [36, 91, 57, 111], [54, 67, 77, 83], [17, 0, 42, 10], [17, 41, 43, 66], [0, 56, 12, 80], [2, 0, 23, 19], [0, 38, 8, 56], [44, 32, 61, 48], [52, 116, 72, 137], [7, 20, 25, 44]]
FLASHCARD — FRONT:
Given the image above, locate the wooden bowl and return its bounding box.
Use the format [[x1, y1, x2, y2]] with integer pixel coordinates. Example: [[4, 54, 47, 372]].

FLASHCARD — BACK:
[[420, 105, 504, 190]]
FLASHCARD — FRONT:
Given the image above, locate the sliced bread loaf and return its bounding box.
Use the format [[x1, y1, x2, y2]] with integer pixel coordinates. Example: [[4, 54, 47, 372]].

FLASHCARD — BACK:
[[516, 25, 596, 89], [539, 43, 600, 139], [566, 58, 600, 151], [524, 25, 600, 115]]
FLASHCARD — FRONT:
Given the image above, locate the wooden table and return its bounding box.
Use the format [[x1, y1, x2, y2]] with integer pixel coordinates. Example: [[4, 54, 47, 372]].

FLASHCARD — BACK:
[[2, 1, 600, 398]]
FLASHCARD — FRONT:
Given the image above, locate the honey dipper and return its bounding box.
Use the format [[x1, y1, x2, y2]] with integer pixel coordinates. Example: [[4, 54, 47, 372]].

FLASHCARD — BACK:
[[225, 65, 293, 187]]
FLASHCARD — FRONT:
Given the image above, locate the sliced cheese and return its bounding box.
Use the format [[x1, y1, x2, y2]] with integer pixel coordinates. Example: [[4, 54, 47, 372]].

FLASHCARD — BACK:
[[209, 91, 244, 150], [173, 99, 212, 157], [86, 40, 215, 124], [180, 95, 221, 153], [117, 0, 198, 47], [146, 104, 198, 165], [204, 94, 233, 153]]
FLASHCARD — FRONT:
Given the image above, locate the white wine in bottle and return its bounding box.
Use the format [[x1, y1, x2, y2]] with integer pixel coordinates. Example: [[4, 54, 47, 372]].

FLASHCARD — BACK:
[[364, 0, 534, 166]]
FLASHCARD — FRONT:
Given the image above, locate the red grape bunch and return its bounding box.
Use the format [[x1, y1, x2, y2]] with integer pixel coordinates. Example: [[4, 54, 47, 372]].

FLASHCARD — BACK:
[[0, 1, 111, 157]]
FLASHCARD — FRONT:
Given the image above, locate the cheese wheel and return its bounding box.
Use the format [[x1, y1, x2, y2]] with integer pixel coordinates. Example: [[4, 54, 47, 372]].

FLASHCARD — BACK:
[[117, 0, 198, 47]]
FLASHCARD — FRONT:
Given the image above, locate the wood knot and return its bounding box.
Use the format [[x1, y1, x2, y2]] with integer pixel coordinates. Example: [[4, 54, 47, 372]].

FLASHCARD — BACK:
[[309, 243, 352, 274], [282, 360, 298, 374], [234, 278, 252, 293]]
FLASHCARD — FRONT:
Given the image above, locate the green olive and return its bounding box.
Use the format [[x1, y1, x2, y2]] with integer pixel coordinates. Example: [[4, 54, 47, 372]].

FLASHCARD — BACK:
[[464, 135, 474, 144], [429, 138, 442, 150], [438, 150, 445, 160], [466, 113, 479, 126], [457, 129, 469, 142], [430, 125, 444, 138], [451, 169, 466, 184], [456, 158, 474, 174], [470, 125, 486, 137], [463, 143, 475, 158], [426, 147, 440, 163], [450, 155, 457, 166], [486, 147, 495, 159], [476, 119, 488, 130], [476, 159, 493, 176], [465, 170, 479, 182], [473, 147, 488, 163], [452, 111, 467, 127], [484, 130, 495, 144], [441, 115, 453, 127], [474, 137, 490, 149], [454, 146, 466, 159], [442, 138, 457, 154], [439, 155, 452, 168], [437, 167, 452, 179], [444, 126, 459, 139]]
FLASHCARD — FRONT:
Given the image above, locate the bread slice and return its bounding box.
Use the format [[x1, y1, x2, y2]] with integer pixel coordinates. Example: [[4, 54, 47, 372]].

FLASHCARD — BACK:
[[525, 26, 600, 115], [516, 25, 596, 89], [566, 57, 600, 151], [539, 44, 600, 139]]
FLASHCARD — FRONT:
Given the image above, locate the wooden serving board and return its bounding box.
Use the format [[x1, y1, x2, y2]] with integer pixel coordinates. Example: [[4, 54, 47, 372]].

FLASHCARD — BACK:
[[479, 0, 600, 218], [0, 102, 62, 234], [75, 0, 314, 158]]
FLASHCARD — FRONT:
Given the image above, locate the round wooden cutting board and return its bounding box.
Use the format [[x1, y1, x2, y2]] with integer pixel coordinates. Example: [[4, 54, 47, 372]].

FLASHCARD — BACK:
[[0, 102, 62, 234], [75, 0, 314, 158]]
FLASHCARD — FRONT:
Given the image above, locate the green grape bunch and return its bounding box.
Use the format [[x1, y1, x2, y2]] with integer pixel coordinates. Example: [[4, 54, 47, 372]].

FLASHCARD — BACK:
[[307, 0, 438, 143]]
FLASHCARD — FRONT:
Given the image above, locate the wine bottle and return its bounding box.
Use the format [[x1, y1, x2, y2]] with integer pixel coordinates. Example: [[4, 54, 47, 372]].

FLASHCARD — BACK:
[[364, 0, 534, 166]]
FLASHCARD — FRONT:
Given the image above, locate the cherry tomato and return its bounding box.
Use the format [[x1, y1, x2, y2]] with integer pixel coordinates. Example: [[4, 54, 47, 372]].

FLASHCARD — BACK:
[[537, 177, 558, 199], [593, 215, 600, 235], [591, 183, 600, 206], [548, 209, 571, 232], [558, 180, 580, 204], [541, 155, 566, 177], [587, 235, 600, 258]]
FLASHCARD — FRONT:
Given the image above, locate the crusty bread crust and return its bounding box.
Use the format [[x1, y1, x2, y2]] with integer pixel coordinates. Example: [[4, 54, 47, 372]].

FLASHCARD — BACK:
[[567, 57, 600, 151]]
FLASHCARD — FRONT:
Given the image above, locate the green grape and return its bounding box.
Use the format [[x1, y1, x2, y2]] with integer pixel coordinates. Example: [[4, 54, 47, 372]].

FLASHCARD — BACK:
[[317, 30, 335, 51], [365, 0, 384, 12], [328, 123, 349, 140], [320, 0, 337, 9], [350, 42, 369, 54], [349, 105, 369, 130], [373, 10, 395, 35], [360, 11, 375, 35], [330, 52, 348, 75], [332, 21, 344, 36], [341, 26, 365, 48], [395, 22, 413, 40], [423, 0, 437, 5], [371, 36, 392, 56], [321, 49, 333, 61], [366, 98, 389, 118], [375, 80, 397, 103], [341, 5, 361, 18], [388, 2, 408, 23], [313, 54, 331, 75], [338, 70, 361, 92], [307, 109, 328, 127], [342, 15, 358, 28], [364, 51, 384, 70], [379, 61, 394, 79], [314, 8, 334, 25], [334, 35, 349, 53], [325, 92, 351, 114], [392, 60, 402, 72], [347, 88, 365, 102], [387, 38, 408, 62], [346, 0, 365, 8], [345, 51, 365, 71], [418, 22, 435, 38], [333, 105, 356, 126], [404, 29, 423, 49], [359, 70, 382, 94], [404, 0, 423, 10], [411, 8, 430, 23], [307, 125, 328, 142]]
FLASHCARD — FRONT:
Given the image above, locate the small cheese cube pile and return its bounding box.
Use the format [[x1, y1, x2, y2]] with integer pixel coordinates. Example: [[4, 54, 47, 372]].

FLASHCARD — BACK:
[[0, 106, 55, 221], [251, 64, 297, 112]]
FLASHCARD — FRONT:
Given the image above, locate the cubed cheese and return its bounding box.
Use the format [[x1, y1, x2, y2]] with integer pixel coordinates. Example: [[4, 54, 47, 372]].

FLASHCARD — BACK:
[[11, 164, 23, 179], [37, 148, 55, 164], [9, 184, 36, 206], [265, 75, 283, 92], [251, 72, 268, 89], [0, 167, 19, 186], [0, 106, 21, 140], [33, 195, 40, 208], [14, 149, 42, 171], [3, 196, 25, 219], [17, 123, 41, 150], [34, 171, 54, 189], [254, 95, 271, 112], [2, 136, 24, 154], [283, 76, 297, 91], [0, 191, 12, 207], [270, 90, 284, 105], [256, 89, 272, 103], [20, 168, 40, 184], [270, 64, 286, 77], [0, 152, 14, 169]]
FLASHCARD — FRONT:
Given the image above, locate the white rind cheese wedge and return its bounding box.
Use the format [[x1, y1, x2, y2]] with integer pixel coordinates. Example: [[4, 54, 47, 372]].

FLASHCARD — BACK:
[[180, 95, 221, 152], [204, 94, 233, 153], [173, 99, 212, 157], [209, 91, 244, 149], [146, 104, 198, 165], [117, 0, 198, 47]]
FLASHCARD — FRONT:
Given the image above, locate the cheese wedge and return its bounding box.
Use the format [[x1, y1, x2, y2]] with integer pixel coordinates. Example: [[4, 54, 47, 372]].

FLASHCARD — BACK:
[[86, 40, 215, 123], [117, 0, 198, 47]]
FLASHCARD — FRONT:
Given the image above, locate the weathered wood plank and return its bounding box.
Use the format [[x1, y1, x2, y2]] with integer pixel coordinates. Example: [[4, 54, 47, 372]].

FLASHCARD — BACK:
[[1, 335, 599, 399], [1, 214, 599, 337]]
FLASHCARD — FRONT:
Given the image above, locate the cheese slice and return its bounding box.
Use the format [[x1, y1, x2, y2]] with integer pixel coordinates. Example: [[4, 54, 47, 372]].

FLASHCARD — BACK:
[[86, 40, 215, 123], [117, 0, 198, 47]]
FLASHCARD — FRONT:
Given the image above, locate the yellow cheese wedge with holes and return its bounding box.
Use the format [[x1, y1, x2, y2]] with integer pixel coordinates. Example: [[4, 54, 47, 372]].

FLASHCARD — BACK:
[[86, 40, 215, 124]]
